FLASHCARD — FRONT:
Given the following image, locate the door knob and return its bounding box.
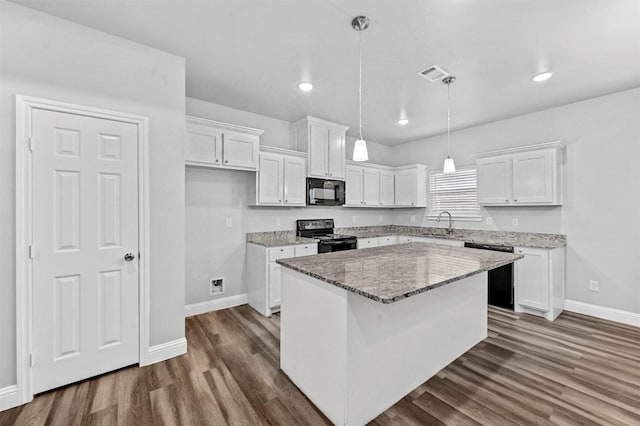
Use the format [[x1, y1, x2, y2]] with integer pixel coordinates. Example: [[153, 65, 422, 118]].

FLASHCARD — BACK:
[[124, 253, 135, 262]]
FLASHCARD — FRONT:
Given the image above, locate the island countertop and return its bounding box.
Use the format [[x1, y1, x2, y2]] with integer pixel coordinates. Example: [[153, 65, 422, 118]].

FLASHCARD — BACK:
[[277, 242, 523, 304]]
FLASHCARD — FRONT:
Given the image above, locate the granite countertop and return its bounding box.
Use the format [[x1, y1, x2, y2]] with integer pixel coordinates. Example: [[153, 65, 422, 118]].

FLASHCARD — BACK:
[[246, 231, 318, 248], [336, 225, 566, 249], [277, 242, 523, 304]]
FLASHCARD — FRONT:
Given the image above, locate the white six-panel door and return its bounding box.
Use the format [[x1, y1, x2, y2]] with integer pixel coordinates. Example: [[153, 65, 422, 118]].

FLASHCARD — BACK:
[[31, 108, 139, 394]]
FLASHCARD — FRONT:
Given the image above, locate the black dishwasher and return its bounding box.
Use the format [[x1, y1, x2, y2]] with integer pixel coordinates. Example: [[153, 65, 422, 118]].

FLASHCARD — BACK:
[[464, 242, 514, 310]]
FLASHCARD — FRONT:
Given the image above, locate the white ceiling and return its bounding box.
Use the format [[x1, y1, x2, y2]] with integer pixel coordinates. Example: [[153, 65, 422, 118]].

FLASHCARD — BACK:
[[10, 0, 640, 145]]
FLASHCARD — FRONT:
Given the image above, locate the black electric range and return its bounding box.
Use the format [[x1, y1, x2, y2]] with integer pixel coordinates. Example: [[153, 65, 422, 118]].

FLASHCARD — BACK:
[[296, 219, 357, 253]]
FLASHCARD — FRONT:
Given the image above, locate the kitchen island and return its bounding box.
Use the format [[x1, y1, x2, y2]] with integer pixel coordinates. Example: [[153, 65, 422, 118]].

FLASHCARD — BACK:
[[277, 242, 523, 426]]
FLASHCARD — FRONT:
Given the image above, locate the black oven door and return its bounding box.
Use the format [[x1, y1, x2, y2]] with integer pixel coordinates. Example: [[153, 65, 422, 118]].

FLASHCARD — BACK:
[[318, 240, 357, 253]]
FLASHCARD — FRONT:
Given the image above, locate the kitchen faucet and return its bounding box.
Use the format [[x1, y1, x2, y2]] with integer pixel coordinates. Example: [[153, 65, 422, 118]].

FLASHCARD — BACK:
[[436, 211, 454, 235]]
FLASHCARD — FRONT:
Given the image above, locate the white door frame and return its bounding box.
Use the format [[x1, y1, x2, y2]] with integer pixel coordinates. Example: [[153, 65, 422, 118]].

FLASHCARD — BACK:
[[15, 95, 151, 406]]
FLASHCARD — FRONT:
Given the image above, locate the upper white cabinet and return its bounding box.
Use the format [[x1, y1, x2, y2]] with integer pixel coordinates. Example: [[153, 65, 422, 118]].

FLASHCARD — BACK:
[[345, 162, 427, 208], [394, 165, 428, 207], [253, 146, 307, 206], [291, 116, 349, 179], [476, 142, 564, 206], [379, 170, 395, 207], [345, 165, 381, 207], [186, 116, 263, 171]]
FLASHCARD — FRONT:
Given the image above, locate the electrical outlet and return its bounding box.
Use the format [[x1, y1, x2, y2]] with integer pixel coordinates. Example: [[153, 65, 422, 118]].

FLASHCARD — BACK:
[[485, 217, 493, 225], [411, 215, 416, 223], [589, 280, 599, 292], [210, 277, 224, 295], [225, 218, 232, 228], [352, 216, 356, 223], [512, 218, 519, 226], [275, 217, 281, 226], [378, 215, 383, 222]]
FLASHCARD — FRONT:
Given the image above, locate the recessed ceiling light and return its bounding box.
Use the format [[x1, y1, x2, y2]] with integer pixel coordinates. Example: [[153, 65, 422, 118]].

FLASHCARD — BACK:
[[398, 118, 409, 125], [298, 82, 313, 92], [532, 72, 553, 82]]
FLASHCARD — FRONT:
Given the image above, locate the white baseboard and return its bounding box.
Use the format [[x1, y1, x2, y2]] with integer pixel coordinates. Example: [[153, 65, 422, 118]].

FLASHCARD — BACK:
[[564, 300, 640, 327], [185, 293, 248, 317], [143, 337, 188, 366], [0, 385, 19, 412]]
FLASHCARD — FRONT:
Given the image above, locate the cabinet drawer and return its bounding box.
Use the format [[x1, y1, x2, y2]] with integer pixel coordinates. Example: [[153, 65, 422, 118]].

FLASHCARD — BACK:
[[378, 236, 398, 246], [294, 244, 318, 257], [357, 237, 379, 249], [268, 246, 296, 261]]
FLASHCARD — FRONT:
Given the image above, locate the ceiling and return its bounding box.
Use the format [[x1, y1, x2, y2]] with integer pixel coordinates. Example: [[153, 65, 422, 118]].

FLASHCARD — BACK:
[[10, 0, 640, 145]]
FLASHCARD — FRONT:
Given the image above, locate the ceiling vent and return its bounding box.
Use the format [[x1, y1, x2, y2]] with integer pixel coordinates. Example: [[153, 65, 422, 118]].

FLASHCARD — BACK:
[[417, 64, 451, 82]]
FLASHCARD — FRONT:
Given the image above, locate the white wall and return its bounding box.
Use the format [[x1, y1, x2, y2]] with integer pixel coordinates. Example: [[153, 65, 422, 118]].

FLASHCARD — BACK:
[[185, 99, 396, 305], [0, 1, 186, 388], [391, 88, 640, 314]]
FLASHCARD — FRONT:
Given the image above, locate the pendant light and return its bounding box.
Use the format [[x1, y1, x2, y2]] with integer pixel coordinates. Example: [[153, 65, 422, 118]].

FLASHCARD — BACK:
[[443, 75, 456, 174], [352, 16, 369, 162]]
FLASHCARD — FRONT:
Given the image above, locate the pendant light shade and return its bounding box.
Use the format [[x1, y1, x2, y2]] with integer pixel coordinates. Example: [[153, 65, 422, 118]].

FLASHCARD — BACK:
[[353, 139, 369, 161], [352, 16, 369, 162], [443, 76, 457, 174], [443, 156, 456, 174]]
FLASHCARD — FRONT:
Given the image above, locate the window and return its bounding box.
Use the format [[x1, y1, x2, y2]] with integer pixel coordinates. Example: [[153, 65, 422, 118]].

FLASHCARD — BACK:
[[428, 167, 481, 220]]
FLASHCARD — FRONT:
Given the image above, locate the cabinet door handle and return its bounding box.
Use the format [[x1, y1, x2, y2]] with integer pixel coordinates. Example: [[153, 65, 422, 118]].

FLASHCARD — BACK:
[[506, 199, 509, 202], [224, 160, 228, 164], [215, 159, 220, 163], [514, 199, 518, 202], [285, 199, 288, 203], [279, 199, 282, 203], [363, 201, 366, 205]]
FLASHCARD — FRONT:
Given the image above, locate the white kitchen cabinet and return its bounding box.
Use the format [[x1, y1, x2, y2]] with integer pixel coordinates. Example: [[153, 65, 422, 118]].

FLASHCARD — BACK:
[[514, 246, 565, 321], [345, 165, 380, 207], [291, 116, 349, 179], [476, 142, 564, 206], [247, 242, 318, 317], [378, 235, 398, 246], [477, 156, 512, 205], [357, 237, 379, 249], [186, 116, 263, 171], [253, 147, 307, 206], [379, 170, 395, 207], [345, 166, 364, 206], [394, 165, 428, 207]]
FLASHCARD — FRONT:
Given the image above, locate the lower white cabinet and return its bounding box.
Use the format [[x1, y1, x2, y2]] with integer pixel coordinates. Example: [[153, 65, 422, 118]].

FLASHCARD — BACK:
[[378, 235, 398, 246], [514, 246, 565, 321], [247, 243, 318, 316], [357, 237, 379, 249]]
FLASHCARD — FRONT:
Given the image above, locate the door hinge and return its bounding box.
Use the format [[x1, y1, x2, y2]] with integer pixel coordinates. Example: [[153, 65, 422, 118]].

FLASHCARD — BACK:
[[28, 137, 34, 152], [30, 352, 35, 367], [29, 244, 35, 259]]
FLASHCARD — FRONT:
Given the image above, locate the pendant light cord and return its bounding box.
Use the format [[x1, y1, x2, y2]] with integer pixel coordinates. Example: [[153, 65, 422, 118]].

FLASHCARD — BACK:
[[358, 30, 363, 141], [447, 80, 451, 157]]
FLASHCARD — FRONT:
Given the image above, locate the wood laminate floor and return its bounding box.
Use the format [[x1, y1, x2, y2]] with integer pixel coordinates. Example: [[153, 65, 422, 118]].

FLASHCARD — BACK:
[[1, 306, 639, 426]]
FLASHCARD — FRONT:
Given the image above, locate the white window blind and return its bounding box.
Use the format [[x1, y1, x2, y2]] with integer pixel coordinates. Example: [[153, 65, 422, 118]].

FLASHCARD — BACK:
[[428, 167, 480, 218]]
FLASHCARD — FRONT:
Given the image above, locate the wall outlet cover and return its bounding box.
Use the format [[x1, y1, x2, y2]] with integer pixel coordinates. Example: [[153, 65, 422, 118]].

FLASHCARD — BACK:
[[352, 216, 356, 223], [512, 218, 519, 226], [275, 218, 281, 226], [411, 215, 416, 223], [486, 217, 493, 225], [589, 280, 599, 292], [210, 277, 224, 295], [225, 218, 232, 228]]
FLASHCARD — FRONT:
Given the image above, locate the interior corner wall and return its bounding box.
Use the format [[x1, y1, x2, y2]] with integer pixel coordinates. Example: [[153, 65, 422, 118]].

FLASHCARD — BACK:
[[184, 99, 396, 306], [0, 1, 187, 388], [390, 88, 640, 314]]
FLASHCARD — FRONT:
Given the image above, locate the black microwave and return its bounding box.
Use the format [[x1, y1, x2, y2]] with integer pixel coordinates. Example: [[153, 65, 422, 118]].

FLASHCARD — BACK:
[[307, 178, 345, 206]]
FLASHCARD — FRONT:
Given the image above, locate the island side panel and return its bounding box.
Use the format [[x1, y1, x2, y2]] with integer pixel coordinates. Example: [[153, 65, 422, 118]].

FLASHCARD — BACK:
[[280, 268, 349, 425], [345, 272, 489, 426]]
